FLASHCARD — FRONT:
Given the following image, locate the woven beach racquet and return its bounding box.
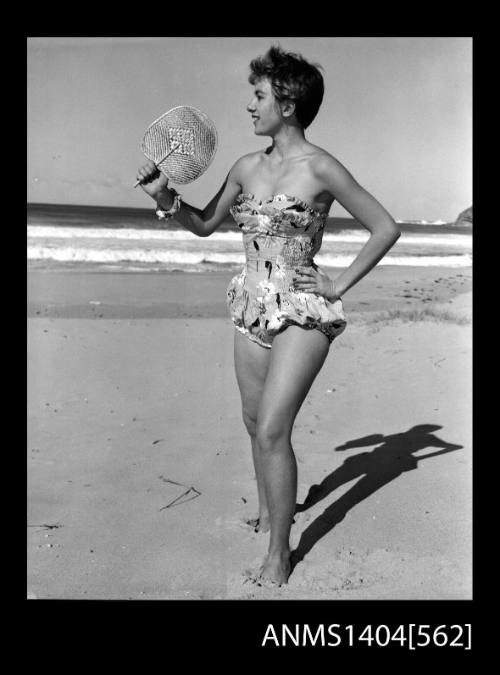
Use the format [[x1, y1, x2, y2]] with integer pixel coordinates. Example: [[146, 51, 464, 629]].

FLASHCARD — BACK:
[[135, 105, 218, 187]]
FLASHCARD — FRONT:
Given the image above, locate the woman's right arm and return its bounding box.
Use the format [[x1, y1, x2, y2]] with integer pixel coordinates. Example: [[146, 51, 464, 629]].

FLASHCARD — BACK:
[[136, 158, 245, 237]]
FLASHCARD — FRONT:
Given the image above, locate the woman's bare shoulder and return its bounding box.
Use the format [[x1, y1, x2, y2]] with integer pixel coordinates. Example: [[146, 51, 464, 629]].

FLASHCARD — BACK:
[[308, 147, 356, 185], [229, 150, 268, 180], [307, 145, 348, 171]]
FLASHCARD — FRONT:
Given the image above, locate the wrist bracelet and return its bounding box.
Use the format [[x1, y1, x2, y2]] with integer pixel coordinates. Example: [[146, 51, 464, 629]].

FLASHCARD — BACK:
[[156, 189, 182, 220]]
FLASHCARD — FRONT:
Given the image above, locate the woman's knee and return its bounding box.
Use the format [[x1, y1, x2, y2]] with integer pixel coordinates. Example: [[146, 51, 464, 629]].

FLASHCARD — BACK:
[[255, 416, 291, 452], [242, 408, 258, 437]]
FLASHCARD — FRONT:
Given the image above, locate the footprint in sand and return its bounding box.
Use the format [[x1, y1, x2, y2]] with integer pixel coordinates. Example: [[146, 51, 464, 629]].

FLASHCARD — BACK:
[[243, 516, 271, 533], [295, 556, 377, 593], [227, 556, 271, 590], [220, 514, 271, 534], [220, 516, 251, 531]]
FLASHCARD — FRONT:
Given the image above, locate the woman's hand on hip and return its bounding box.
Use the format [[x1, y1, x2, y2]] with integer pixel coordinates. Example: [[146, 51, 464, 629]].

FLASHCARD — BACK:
[[293, 266, 341, 301]]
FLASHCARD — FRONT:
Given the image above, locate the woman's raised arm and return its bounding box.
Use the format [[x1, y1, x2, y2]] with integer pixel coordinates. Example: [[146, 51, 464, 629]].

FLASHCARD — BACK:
[[136, 157, 246, 237]]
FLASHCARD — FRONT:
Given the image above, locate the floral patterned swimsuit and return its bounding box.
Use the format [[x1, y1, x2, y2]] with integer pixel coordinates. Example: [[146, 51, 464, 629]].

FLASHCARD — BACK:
[[226, 193, 347, 349]]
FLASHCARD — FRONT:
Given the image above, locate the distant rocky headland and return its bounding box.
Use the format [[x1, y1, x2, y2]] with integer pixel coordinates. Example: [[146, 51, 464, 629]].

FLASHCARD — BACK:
[[455, 206, 472, 228]]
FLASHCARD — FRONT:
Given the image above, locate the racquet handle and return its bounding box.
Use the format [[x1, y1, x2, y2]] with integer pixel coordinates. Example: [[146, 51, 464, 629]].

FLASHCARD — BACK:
[[133, 142, 180, 188]]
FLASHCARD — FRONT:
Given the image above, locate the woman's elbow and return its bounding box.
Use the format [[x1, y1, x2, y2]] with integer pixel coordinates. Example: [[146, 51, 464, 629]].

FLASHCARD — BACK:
[[392, 224, 402, 244], [384, 219, 401, 244], [369, 217, 400, 243]]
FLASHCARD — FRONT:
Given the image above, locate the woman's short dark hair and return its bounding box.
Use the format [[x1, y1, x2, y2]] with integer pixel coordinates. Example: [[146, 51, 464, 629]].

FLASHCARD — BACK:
[[249, 45, 324, 129]]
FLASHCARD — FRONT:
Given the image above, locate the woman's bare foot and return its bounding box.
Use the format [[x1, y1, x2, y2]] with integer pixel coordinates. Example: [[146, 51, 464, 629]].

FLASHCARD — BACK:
[[259, 551, 291, 586], [245, 514, 270, 533]]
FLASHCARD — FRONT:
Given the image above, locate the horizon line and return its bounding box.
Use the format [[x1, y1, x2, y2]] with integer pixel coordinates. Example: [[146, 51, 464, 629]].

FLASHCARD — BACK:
[[27, 202, 467, 226]]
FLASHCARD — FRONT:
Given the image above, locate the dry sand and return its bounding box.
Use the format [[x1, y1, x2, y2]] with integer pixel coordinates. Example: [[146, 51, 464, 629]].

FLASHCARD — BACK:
[[27, 266, 472, 599]]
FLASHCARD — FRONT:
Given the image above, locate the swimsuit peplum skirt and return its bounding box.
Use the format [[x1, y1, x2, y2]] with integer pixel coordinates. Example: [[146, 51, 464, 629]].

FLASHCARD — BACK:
[[226, 193, 347, 348]]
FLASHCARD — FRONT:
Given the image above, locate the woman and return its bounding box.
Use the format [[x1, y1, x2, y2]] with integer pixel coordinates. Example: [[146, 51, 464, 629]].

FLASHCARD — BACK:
[[136, 45, 400, 586]]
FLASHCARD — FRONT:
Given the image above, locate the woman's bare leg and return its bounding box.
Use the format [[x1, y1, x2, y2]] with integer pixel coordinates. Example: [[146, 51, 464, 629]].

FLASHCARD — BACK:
[[256, 326, 330, 584], [248, 436, 270, 531], [233, 329, 272, 531]]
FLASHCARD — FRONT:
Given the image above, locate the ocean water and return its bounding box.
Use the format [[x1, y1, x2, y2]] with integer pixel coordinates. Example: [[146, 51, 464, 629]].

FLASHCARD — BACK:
[[27, 203, 472, 273]]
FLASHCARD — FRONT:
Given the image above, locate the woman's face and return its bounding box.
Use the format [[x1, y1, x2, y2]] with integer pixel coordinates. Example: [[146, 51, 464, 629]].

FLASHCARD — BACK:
[[246, 78, 283, 136]]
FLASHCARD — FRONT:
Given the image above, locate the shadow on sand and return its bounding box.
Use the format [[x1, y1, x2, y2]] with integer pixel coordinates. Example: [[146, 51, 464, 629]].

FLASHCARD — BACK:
[[291, 424, 462, 568]]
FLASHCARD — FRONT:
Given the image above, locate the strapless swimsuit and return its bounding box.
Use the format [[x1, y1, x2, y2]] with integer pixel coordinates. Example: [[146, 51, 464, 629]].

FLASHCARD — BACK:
[[226, 193, 347, 349]]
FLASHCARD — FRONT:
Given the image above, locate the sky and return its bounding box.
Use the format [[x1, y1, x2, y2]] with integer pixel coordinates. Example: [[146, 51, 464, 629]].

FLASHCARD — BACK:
[[27, 37, 472, 221]]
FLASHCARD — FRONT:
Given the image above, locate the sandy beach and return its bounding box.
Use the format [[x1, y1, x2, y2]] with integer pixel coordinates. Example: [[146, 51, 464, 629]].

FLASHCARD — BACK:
[[27, 265, 472, 600]]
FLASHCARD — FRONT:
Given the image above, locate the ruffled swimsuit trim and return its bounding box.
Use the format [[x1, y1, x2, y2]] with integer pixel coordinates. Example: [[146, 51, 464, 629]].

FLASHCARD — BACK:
[[237, 192, 328, 218]]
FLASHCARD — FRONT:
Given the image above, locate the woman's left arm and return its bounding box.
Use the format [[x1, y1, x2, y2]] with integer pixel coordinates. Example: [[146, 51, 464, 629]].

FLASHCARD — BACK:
[[300, 155, 401, 300]]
